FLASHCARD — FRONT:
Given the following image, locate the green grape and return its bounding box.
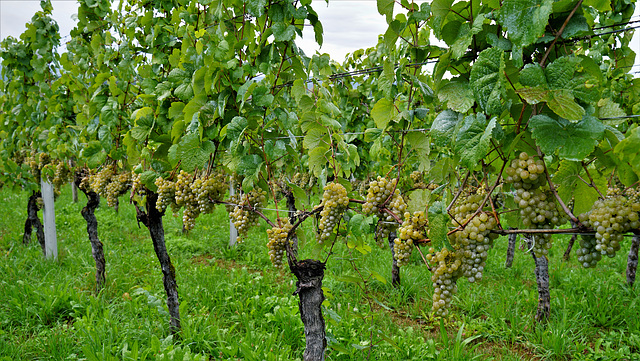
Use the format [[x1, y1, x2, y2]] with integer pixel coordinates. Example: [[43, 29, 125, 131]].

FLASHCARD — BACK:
[[578, 194, 640, 261], [428, 247, 463, 317], [155, 177, 176, 213], [393, 211, 428, 266], [267, 219, 293, 268], [317, 182, 349, 244], [449, 190, 499, 283], [228, 189, 267, 242], [362, 176, 407, 247]]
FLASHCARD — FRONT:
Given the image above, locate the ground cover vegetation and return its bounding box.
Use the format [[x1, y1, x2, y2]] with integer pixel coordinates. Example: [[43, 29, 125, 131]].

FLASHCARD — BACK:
[[1, 0, 639, 359], [1, 187, 640, 360]]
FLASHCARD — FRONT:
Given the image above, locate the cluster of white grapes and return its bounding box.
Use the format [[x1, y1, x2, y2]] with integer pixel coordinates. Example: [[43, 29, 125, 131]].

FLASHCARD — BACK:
[[427, 247, 462, 317], [229, 189, 267, 242], [267, 219, 293, 268], [449, 191, 499, 283], [504, 152, 566, 256], [317, 182, 350, 244], [362, 177, 407, 247], [393, 211, 427, 266], [155, 177, 177, 213], [87, 168, 132, 207], [575, 235, 601, 268], [104, 172, 130, 207], [50, 161, 74, 195], [291, 172, 315, 189], [156, 170, 228, 231], [577, 194, 640, 263], [409, 171, 439, 190]]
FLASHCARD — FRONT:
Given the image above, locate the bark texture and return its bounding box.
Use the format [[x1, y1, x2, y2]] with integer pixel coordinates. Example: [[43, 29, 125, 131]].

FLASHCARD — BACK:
[[285, 189, 299, 255], [291, 259, 326, 361], [531, 249, 550, 322], [563, 220, 578, 261], [23, 191, 45, 255], [626, 235, 639, 287], [388, 230, 400, 287], [137, 192, 181, 334], [81, 190, 106, 292], [504, 231, 517, 268]]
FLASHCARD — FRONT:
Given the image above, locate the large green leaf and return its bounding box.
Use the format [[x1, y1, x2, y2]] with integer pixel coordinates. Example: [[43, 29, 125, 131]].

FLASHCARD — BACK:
[[371, 98, 397, 129], [469, 48, 506, 117], [437, 79, 474, 113], [554, 160, 605, 215], [517, 58, 589, 121], [431, 110, 462, 146], [454, 114, 498, 169], [168, 133, 215, 172], [529, 114, 604, 161], [377, 0, 395, 23], [614, 127, 640, 177], [497, 0, 554, 67]]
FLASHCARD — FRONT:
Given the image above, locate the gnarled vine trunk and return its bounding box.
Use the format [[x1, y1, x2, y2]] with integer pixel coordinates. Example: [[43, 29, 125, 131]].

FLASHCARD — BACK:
[[626, 235, 639, 287], [291, 259, 326, 361], [23, 191, 45, 255], [388, 230, 400, 286], [80, 189, 106, 293], [504, 231, 517, 268], [137, 192, 181, 334], [530, 248, 550, 322]]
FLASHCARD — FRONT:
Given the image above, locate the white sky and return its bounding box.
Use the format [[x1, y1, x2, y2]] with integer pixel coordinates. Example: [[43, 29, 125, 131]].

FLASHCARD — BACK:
[[0, 0, 638, 70]]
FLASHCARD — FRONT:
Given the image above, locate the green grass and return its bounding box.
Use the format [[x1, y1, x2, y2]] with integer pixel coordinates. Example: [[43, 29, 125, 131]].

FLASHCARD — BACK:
[[1, 186, 639, 360]]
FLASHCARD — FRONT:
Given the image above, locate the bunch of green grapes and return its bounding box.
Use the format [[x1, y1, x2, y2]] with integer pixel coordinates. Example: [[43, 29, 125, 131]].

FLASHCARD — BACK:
[[229, 189, 267, 242], [193, 173, 227, 214], [155, 177, 177, 213], [291, 172, 314, 189], [362, 177, 407, 246], [51, 161, 73, 193], [578, 194, 640, 259], [267, 219, 293, 268], [130, 171, 144, 196], [449, 191, 499, 283], [105, 172, 130, 208], [504, 152, 546, 190], [393, 211, 428, 266], [575, 235, 601, 268], [504, 152, 567, 256], [513, 188, 567, 256], [317, 182, 350, 244], [427, 247, 463, 317], [89, 168, 114, 197]]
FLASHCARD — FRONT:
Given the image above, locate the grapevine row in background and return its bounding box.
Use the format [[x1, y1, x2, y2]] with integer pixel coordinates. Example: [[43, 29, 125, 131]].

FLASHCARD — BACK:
[[28, 151, 638, 319]]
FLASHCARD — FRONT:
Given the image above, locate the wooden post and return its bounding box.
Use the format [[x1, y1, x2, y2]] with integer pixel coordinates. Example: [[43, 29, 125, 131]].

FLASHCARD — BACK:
[[40, 179, 58, 260], [229, 183, 238, 246]]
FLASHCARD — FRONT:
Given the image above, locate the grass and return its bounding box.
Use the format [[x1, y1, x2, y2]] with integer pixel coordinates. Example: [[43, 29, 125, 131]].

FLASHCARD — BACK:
[[1, 186, 639, 360]]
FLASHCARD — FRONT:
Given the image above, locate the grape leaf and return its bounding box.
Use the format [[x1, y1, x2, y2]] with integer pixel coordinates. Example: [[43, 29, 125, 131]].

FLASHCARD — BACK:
[[454, 114, 498, 169], [377, 0, 395, 23], [437, 79, 474, 113], [431, 109, 462, 146], [407, 189, 430, 214], [169, 133, 215, 172], [428, 201, 451, 249], [497, 0, 554, 67], [613, 127, 640, 177], [529, 114, 604, 161], [469, 47, 506, 116], [371, 98, 397, 129]]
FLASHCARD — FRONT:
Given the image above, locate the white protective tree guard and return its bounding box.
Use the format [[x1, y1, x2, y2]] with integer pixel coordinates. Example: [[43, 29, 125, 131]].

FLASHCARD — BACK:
[[41, 179, 58, 260]]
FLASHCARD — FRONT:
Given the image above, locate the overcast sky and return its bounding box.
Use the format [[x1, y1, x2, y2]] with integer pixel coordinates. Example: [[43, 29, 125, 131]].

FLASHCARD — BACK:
[[1, 0, 638, 70]]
